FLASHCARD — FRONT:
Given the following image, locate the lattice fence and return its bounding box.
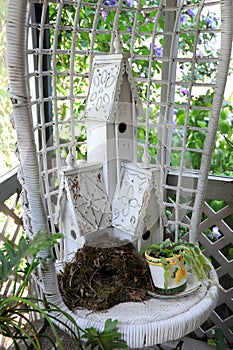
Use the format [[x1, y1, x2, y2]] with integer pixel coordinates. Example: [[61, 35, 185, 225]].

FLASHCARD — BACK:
[[198, 194, 233, 343], [0, 170, 23, 349], [0, 191, 23, 295]]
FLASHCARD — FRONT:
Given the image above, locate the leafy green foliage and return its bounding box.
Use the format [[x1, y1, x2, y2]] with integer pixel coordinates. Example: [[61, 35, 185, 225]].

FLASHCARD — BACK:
[[208, 328, 230, 350], [81, 318, 128, 350], [0, 296, 79, 350], [172, 92, 233, 173], [0, 231, 70, 349], [0, 231, 62, 290], [0, 0, 18, 175]]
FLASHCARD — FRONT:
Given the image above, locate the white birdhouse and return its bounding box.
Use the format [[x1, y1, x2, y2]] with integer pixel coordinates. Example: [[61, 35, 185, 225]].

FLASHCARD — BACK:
[[55, 36, 165, 259]]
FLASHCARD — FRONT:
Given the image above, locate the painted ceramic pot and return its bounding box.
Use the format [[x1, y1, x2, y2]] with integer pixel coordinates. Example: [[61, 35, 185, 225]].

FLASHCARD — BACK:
[[145, 251, 187, 295]]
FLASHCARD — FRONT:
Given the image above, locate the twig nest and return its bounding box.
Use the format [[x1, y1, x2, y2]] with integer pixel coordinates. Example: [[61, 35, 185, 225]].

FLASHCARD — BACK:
[[58, 242, 152, 311]]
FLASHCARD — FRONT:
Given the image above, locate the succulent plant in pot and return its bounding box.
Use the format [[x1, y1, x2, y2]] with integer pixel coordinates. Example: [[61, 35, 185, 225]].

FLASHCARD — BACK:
[[144, 238, 212, 295]]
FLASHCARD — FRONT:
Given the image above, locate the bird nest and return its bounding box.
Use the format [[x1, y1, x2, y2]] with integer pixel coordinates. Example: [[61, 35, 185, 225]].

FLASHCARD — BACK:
[[58, 238, 152, 311]]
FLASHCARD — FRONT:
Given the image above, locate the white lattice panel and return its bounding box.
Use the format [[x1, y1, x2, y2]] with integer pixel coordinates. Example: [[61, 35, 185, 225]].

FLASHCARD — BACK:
[[198, 201, 233, 343]]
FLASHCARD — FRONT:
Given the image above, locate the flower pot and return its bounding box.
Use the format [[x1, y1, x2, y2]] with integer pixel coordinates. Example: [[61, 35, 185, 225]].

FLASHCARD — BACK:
[[145, 251, 187, 295]]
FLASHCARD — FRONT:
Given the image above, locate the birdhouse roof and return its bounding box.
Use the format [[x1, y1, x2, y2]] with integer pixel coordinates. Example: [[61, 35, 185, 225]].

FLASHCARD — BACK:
[[83, 53, 144, 122]]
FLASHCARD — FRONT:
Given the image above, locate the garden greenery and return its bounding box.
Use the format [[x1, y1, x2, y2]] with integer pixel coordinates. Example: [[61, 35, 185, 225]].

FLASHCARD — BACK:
[[48, 0, 233, 174], [0, 0, 18, 176]]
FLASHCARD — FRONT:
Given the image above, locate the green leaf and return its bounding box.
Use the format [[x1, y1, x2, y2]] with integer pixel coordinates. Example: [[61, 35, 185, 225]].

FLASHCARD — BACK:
[[103, 318, 118, 333], [83, 327, 98, 336], [208, 338, 216, 345], [164, 270, 170, 289], [0, 231, 63, 288], [161, 238, 172, 248], [197, 254, 208, 266], [81, 318, 128, 349], [193, 245, 201, 255], [184, 252, 193, 267], [160, 256, 168, 265]]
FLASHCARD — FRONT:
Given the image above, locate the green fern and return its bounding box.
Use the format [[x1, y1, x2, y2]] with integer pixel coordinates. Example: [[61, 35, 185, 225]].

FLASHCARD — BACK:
[[0, 231, 62, 290]]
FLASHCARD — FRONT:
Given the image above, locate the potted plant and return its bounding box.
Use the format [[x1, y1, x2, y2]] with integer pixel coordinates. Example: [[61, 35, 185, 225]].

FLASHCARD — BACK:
[[144, 238, 212, 295]]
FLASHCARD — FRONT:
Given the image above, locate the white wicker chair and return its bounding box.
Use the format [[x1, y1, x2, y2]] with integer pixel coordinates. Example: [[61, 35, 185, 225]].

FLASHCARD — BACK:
[[6, 0, 232, 348]]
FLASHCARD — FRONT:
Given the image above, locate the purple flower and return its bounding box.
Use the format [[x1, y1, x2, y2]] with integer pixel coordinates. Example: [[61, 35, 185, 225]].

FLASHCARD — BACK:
[[102, 0, 116, 21], [154, 44, 163, 57], [125, 0, 134, 6], [205, 17, 216, 30], [205, 17, 212, 26], [180, 87, 188, 96], [205, 11, 218, 30], [105, 0, 117, 6], [180, 14, 186, 24], [102, 10, 107, 21], [196, 49, 204, 58], [212, 226, 222, 240], [208, 226, 222, 241], [186, 9, 195, 17], [127, 25, 132, 32]]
